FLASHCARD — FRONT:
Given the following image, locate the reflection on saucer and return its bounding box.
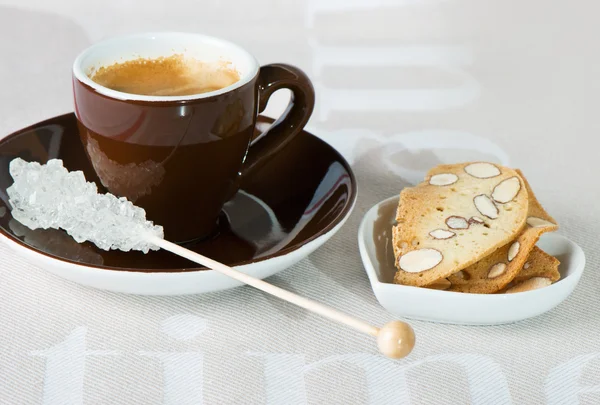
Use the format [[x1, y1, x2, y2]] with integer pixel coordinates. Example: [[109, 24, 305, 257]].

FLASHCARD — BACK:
[[226, 161, 351, 258], [224, 190, 285, 256], [258, 161, 351, 257], [85, 137, 165, 202], [9, 219, 103, 265]]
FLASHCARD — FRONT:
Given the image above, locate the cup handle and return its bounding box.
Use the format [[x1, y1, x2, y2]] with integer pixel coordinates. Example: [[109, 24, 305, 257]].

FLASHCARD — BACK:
[[241, 63, 315, 179]]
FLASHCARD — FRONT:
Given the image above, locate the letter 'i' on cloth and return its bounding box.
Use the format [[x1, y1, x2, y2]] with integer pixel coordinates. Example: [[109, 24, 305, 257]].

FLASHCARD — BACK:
[[6, 158, 416, 359]]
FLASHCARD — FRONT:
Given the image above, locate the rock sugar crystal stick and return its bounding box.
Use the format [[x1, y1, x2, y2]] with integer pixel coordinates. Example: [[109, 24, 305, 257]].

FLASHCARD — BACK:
[[7, 158, 415, 359], [7, 158, 163, 253]]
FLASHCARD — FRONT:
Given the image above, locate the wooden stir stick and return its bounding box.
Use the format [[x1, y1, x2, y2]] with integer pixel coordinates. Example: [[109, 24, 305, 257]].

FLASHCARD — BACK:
[[147, 235, 415, 359]]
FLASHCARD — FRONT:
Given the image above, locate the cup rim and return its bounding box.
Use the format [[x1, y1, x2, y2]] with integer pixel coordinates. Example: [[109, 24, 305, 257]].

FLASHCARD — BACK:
[[72, 32, 260, 102]]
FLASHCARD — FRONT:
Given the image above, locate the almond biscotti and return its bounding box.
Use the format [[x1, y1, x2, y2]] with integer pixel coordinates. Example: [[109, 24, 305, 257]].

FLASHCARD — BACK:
[[393, 162, 528, 287], [428, 246, 560, 293], [494, 248, 560, 294], [446, 169, 558, 293], [512, 246, 560, 284]]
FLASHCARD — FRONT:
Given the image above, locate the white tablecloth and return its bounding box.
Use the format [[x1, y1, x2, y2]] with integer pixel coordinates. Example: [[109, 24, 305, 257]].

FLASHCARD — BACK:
[[0, 1, 597, 404]]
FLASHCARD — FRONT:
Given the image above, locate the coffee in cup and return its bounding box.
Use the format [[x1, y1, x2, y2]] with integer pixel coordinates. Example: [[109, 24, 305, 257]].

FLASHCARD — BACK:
[[88, 54, 240, 96]]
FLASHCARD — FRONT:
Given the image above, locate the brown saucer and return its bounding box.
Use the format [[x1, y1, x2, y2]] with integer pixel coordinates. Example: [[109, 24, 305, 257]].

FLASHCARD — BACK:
[[0, 114, 356, 272]]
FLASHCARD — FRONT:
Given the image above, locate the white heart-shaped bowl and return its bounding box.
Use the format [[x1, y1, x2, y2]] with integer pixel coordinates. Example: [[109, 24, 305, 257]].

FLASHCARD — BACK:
[[358, 196, 585, 325]]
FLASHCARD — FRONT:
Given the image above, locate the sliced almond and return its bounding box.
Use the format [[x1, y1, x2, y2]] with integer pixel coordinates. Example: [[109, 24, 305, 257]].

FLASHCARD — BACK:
[[445, 216, 469, 229], [523, 262, 531, 269], [426, 278, 452, 290], [454, 270, 466, 280], [506, 277, 551, 294], [507, 241, 520, 262], [469, 216, 484, 224], [429, 173, 458, 186], [429, 229, 456, 239], [473, 194, 499, 219], [399, 249, 443, 273], [527, 216, 555, 228], [487, 263, 507, 278], [492, 176, 521, 203], [464, 162, 501, 178]]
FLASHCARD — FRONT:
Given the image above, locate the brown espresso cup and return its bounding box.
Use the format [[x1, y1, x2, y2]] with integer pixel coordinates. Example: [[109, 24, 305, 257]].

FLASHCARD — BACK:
[[72, 33, 314, 242]]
